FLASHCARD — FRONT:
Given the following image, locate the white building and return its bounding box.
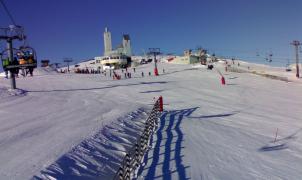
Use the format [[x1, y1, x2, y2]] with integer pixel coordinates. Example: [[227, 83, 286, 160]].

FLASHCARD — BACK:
[[103, 28, 132, 57], [103, 27, 112, 56], [122, 35, 131, 56], [167, 50, 201, 64], [98, 27, 132, 68]]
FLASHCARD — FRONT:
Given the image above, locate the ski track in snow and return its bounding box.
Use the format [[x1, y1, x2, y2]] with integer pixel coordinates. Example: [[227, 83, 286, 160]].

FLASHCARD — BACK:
[[0, 62, 302, 179]]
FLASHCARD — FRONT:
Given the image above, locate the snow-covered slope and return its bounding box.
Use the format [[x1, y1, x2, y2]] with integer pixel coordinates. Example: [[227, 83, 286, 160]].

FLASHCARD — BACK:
[[0, 61, 301, 179]]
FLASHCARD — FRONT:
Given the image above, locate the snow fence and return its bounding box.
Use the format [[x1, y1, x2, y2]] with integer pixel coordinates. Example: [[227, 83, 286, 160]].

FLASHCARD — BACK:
[[113, 97, 163, 180]]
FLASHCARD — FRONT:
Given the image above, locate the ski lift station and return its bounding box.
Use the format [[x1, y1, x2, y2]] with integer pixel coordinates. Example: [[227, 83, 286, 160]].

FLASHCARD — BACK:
[[94, 27, 132, 69], [166, 49, 208, 64]]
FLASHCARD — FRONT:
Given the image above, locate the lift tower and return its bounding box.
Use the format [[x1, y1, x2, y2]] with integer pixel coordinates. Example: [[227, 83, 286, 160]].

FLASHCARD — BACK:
[[63, 58, 73, 73], [291, 40, 301, 78], [0, 25, 25, 89], [148, 48, 161, 76]]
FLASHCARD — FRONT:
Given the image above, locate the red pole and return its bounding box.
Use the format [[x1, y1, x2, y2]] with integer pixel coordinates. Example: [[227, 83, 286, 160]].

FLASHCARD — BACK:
[[154, 68, 158, 76], [159, 96, 163, 112], [221, 76, 226, 85]]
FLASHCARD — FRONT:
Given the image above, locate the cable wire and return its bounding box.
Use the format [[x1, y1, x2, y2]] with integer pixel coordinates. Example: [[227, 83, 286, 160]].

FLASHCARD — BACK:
[[0, 0, 17, 25]]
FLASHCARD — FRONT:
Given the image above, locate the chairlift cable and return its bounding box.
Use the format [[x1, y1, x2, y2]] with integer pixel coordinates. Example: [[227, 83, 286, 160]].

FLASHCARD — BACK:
[[0, 0, 17, 26]]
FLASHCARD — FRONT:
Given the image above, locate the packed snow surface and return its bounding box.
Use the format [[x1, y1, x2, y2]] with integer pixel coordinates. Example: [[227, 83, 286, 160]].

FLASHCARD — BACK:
[[0, 61, 301, 180]]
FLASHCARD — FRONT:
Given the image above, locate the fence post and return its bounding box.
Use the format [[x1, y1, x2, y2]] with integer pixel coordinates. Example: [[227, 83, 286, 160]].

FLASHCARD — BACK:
[[125, 154, 131, 180], [159, 96, 163, 112], [134, 143, 141, 170], [118, 167, 123, 180]]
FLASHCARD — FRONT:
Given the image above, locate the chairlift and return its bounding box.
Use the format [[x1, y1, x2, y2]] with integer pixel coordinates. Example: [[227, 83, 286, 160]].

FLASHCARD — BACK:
[[1, 48, 22, 71], [19, 46, 37, 68], [1, 46, 37, 73], [268, 53, 273, 62]]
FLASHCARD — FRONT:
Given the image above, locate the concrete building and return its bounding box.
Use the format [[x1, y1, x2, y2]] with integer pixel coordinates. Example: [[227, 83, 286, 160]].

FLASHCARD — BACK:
[[98, 27, 132, 69], [122, 34, 131, 56], [103, 28, 132, 57], [167, 50, 200, 64], [103, 27, 112, 56], [41, 60, 50, 67]]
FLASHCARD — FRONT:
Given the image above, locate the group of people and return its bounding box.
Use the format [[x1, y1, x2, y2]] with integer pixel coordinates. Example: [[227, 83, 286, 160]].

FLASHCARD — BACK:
[[1, 51, 36, 78], [74, 68, 101, 74], [18, 51, 36, 77], [67, 66, 166, 81]]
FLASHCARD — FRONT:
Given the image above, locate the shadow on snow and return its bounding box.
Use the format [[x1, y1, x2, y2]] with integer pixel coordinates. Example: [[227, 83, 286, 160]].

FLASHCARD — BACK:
[[138, 107, 198, 180], [27, 81, 168, 93], [187, 111, 239, 119]]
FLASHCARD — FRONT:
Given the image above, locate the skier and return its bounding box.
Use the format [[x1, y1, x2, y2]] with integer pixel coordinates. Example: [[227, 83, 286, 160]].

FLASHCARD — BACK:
[[28, 53, 35, 76], [141, 72, 144, 77], [2, 58, 9, 78], [133, 68, 136, 72], [18, 53, 27, 77], [149, 72, 151, 76]]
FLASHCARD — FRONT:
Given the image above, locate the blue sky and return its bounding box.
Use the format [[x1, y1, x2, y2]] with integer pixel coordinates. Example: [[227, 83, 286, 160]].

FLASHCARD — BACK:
[[1, 0, 302, 67]]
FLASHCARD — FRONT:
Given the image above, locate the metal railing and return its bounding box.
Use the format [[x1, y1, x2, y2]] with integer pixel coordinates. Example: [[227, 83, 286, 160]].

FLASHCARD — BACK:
[[113, 97, 163, 180]]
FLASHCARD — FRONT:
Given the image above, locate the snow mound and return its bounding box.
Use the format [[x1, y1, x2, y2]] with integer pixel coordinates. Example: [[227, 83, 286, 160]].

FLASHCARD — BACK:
[[35, 108, 149, 180], [192, 64, 207, 68], [0, 87, 27, 99], [34, 67, 58, 76], [0, 72, 6, 77]]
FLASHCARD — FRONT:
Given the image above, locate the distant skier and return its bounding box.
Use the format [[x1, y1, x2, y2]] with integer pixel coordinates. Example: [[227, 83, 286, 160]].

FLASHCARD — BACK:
[[149, 72, 151, 76], [141, 72, 144, 77], [133, 68, 136, 72]]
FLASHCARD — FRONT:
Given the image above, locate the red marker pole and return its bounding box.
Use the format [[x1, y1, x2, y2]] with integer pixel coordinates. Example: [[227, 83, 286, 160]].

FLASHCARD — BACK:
[[154, 68, 158, 76], [221, 76, 226, 85], [159, 96, 163, 112], [216, 69, 226, 85]]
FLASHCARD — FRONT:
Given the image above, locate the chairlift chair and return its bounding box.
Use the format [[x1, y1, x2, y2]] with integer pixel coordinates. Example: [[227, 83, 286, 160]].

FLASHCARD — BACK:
[[19, 46, 37, 68], [1, 48, 22, 70]]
